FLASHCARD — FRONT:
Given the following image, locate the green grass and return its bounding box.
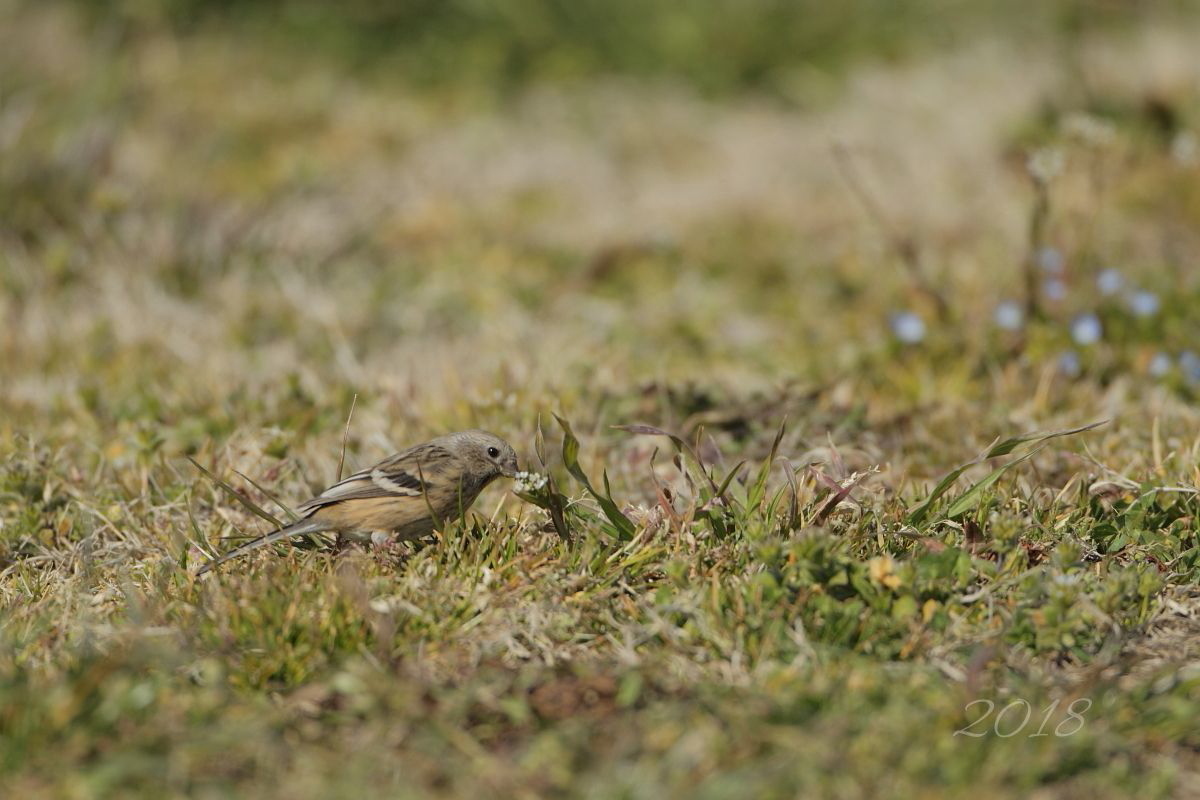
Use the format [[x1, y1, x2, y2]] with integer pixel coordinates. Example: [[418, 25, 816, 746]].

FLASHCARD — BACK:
[[3, 2, 1200, 797], [73, 0, 1200, 102]]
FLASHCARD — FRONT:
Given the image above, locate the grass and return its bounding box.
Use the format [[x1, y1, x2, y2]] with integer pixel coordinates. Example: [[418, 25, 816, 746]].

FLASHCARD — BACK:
[[76, 0, 1189, 101], [3, 1, 1200, 797]]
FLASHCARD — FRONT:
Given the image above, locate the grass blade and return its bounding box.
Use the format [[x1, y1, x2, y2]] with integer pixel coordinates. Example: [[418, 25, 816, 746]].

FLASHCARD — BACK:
[[234, 470, 300, 523], [614, 423, 723, 498], [187, 456, 284, 529], [906, 420, 1105, 525], [943, 444, 1048, 519], [556, 414, 635, 540]]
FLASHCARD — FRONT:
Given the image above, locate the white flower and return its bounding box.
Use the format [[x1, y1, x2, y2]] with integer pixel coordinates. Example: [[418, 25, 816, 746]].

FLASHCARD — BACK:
[[1063, 113, 1117, 147], [369, 595, 424, 615], [889, 311, 925, 344], [513, 470, 548, 493], [1070, 313, 1102, 346], [1027, 148, 1065, 182], [1171, 131, 1198, 166]]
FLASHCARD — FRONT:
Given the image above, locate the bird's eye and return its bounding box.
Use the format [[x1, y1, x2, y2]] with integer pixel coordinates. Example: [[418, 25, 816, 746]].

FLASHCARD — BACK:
[[487, 446, 500, 458]]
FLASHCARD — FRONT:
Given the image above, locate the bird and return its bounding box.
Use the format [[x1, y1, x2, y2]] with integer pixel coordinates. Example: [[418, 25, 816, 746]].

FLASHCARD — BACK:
[[197, 430, 519, 575]]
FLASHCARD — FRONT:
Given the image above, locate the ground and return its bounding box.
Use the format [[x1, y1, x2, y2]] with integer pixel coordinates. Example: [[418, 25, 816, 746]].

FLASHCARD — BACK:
[[2, 2, 1200, 797]]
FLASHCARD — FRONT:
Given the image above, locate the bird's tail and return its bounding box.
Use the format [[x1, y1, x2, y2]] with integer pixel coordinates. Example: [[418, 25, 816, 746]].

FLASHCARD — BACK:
[[196, 516, 331, 576]]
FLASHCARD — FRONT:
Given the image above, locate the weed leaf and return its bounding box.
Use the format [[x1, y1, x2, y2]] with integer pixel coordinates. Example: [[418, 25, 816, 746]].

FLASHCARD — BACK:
[[907, 420, 1105, 525]]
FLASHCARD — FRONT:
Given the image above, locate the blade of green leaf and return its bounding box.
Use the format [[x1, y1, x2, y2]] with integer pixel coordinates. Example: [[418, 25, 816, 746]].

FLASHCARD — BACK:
[[747, 419, 787, 510], [601, 470, 637, 540], [715, 460, 748, 501], [943, 444, 1048, 519], [556, 414, 588, 487], [535, 414, 548, 468], [906, 463, 976, 526], [980, 420, 1106, 459], [906, 421, 1105, 525], [555, 414, 635, 540]]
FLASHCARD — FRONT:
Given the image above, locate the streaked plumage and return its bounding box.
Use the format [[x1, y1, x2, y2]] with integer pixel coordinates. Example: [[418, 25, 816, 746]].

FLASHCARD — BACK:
[[197, 430, 519, 575]]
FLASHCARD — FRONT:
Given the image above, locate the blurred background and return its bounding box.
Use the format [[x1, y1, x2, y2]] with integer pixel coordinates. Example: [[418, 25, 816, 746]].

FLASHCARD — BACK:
[[2, 0, 1199, 455], [56, 0, 1200, 96]]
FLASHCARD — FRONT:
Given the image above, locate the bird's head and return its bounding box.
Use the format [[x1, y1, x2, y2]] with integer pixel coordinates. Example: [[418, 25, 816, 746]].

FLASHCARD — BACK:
[[453, 430, 520, 483]]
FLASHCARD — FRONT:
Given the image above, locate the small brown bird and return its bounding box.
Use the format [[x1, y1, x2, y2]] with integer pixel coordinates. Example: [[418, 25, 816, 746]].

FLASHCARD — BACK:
[[197, 430, 519, 575]]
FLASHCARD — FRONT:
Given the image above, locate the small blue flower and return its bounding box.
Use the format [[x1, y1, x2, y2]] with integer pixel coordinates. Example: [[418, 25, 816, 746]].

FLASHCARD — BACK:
[[889, 311, 926, 344], [1149, 352, 1173, 377], [1180, 351, 1200, 384], [1127, 290, 1161, 318], [1096, 268, 1123, 296], [1057, 350, 1082, 378], [1071, 313, 1102, 346], [1042, 278, 1067, 302], [993, 300, 1024, 331], [1037, 247, 1065, 274]]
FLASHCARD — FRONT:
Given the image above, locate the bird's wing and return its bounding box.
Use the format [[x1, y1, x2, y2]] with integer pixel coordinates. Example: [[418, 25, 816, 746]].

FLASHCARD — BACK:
[[296, 444, 456, 513]]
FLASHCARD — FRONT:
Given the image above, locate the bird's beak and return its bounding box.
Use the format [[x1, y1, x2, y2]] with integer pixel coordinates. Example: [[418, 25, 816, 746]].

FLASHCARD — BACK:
[[502, 461, 519, 478]]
